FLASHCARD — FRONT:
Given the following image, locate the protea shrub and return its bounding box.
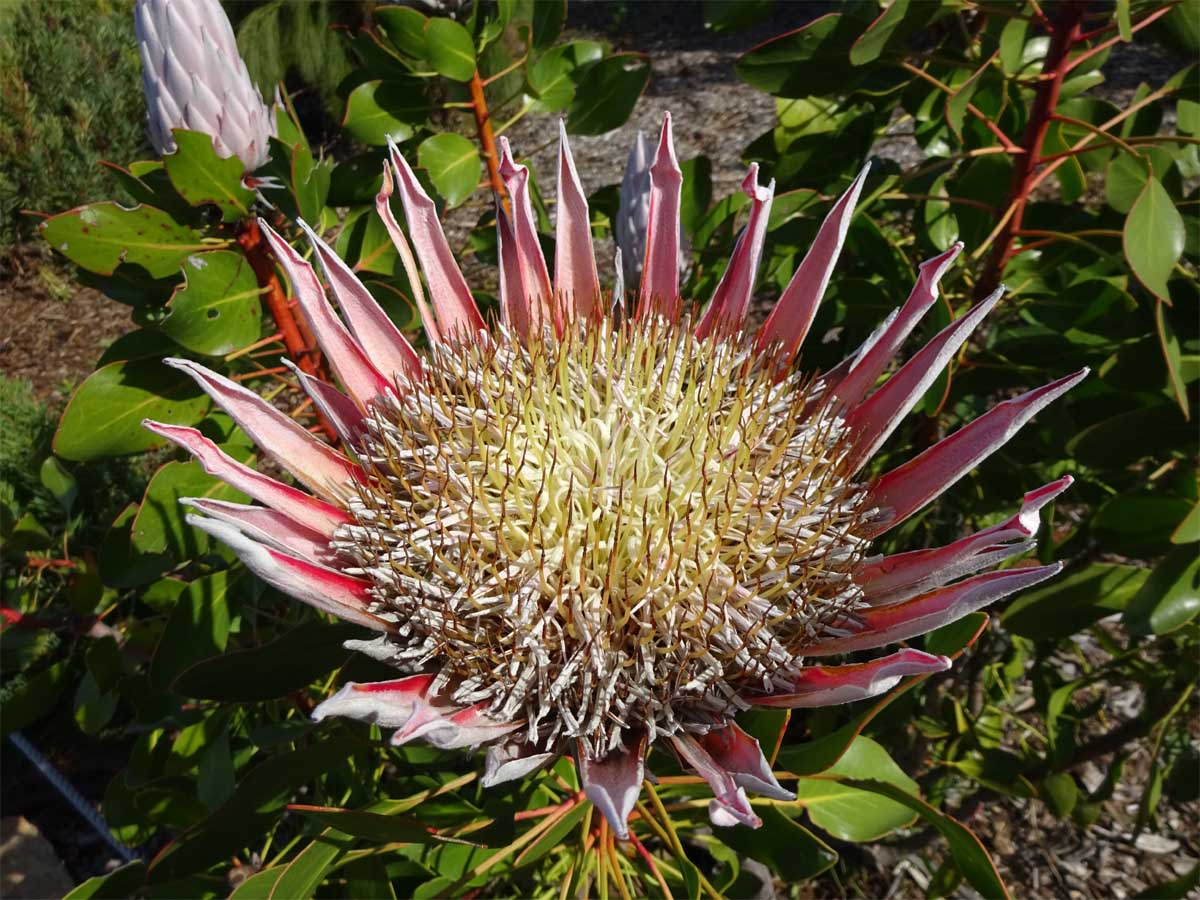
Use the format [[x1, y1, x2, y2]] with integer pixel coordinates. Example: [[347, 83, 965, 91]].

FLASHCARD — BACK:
[[144, 114, 1085, 838], [134, 0, 275, 170]]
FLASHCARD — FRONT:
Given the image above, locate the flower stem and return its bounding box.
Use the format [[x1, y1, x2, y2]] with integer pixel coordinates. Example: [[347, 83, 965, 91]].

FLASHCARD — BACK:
[[468, 68, 507, 212]]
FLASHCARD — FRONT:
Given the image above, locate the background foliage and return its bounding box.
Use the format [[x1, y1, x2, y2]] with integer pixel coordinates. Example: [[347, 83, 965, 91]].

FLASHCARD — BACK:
[[2, 1, 1196, 897]]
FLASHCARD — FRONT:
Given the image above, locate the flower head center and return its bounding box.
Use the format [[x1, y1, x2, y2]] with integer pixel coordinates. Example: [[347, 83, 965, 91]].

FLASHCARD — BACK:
[[338, 316, 870, 754]]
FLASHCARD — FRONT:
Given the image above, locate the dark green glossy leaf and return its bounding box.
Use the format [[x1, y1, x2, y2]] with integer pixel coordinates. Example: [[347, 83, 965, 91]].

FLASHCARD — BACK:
[[40, 203, 211, 278], [342, 80, 428, 146], [63, 861, 146, 899], [425, 18, 476, 82], [567, 54, 650, 135], [1122, 547, 1200, 635], [1002, 564, 1149, 640], [703, 0, 775, 35], [418, 133, 481, 208], [715, 805, 837, 881], [841, 779, 1010, 899], [1124, 175, 1185, 302], [161, 251, 263, 355], [172, 621, 364, 701], [734, 14, 861, 98], [132, 455, 249, 559], [151, 571, 237, 690], [148, 737, 364, 882], [289, 805, 437, 844], [1172, 500, 1200, 544], [374, 6, 428, 61], [849, 0, 910, 65], [163, 130, 255, 222], [265, 831, 350, 899], [1, 661, 70, 738], [793, 737, 919, 842], [53, 360, 209, 461]]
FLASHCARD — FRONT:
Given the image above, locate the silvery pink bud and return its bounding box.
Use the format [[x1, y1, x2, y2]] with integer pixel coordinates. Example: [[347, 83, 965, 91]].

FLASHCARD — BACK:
[[615, 130, 651, 289], [134, 0, 275, 171]]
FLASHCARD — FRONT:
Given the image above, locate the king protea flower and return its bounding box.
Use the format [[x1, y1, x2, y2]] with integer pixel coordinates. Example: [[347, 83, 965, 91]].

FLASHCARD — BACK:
[[144, 114, 1085, 838], [134, 0, 275, 170]]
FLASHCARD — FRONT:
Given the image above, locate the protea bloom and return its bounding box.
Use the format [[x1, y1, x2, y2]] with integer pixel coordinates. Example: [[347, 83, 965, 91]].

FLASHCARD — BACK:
[[144, 114, 1085, 837], [134, 0, 275, 170]]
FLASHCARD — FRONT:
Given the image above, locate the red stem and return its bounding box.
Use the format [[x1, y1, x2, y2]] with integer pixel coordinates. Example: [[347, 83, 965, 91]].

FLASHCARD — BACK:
[[469, 68, 508, 212], [975, 0, 1086, 298]]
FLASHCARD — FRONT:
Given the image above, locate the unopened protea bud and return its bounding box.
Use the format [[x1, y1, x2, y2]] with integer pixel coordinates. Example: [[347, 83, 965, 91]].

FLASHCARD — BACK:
[[615, 130, 652, 289], [134, 0, 275, 170], [146, 113, 1086, 840]]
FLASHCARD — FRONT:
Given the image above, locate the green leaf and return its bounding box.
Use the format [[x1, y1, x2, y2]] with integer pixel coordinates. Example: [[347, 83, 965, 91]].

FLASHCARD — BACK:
[[679, 156, 714, 241], [374, 6, 429, 61], [1041, 772, 1078, 818], [1116, 0, 1133, 42], [53, 360, 210, 461], [946, 58, 989, 139], [793, 737, 919, 842], [148, 737, 364, 882], [290, 805, 437, 844], [163, 130, 255, 222], [1, 661, 70, 738], [63, 861, 146, 899], [1002, 564, 1149, 640], [1124, 175, 1185, 302], [1105, 151, 1152, 214], [1092, 491, 1193, 554], [734, 14, 861, 98], [74, 669, 118, 734], [1067, 404, 1195, 467], [775, 666, 932, 776], [703, 0, 775, 35], [151, 571, 236, 690], [40, 202, 211, 278], [715, 805, 837, 881], [998, 17, 1028, 75], [39, 456, 78, 514], [841, 779, 1010, 899], [849, 0, 911, 65], [161, 251, 263, 355], [1156, 300, 1190, 419], [418, 133, 482, 208], [1171, 500, 1200, 544], [172, 621, 363, 701], [229, 868, 287, 899], [924, 611, 989, 657], [567, 54, 650, 135], [424, 18, 476, 82], [526, 41, 602, 114], [341, 80, 428, 146], [924, 172, 958, 250], [131, 456, 249, 559], [265, 831, 349, 899], [514, 800, 589, 868], [1122, 547, 1200, 635], [530, 0, 565, 49]]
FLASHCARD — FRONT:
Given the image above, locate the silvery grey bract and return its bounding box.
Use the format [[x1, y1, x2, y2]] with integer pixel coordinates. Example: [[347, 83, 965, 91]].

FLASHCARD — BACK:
[[134, 0, 275, 170]]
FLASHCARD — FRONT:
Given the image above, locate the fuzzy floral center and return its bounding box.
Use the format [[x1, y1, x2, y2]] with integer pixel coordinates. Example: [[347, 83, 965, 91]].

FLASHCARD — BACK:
[[335, 316, 871, 755]]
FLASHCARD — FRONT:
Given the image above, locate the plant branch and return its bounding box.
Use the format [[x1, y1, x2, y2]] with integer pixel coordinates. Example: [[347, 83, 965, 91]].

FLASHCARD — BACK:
[[975, 0, 1086, 297], [468, 68, 507, 211]]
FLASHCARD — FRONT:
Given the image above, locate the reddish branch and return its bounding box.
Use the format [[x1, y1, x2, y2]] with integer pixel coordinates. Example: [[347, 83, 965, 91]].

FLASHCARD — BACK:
[[975, 0, 1087, 298], [237, 218, 337, 440], [468, 68, 508, 211]]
